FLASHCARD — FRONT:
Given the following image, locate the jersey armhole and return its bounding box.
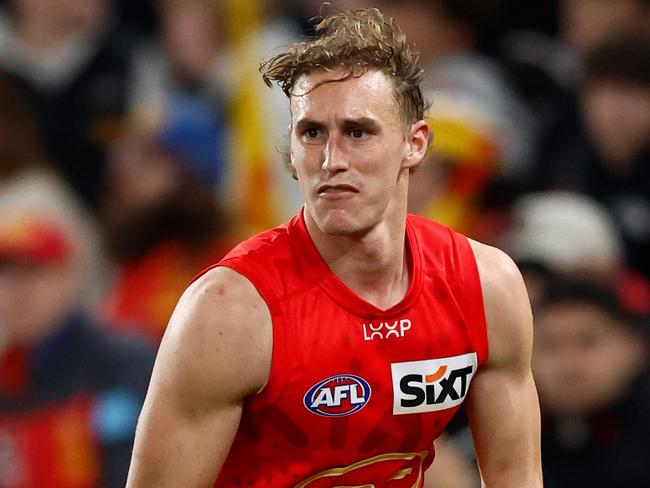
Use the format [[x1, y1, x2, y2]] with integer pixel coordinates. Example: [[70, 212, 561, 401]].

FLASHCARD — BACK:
[[454, 234, 490, 368]]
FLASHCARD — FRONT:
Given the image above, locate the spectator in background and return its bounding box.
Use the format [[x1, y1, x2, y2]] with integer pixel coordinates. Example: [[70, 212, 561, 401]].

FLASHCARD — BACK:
[[128, 0, 227, 113], [508, 32, 650, 279], [129, 0, 303, 233], [499, 0, 649, 103], [380, 0, 535, 237], [499, 0, 649, 196], [533, 279, 650, 487], [507, 192, 624, 280], [578, 34, 650, 279], [101, 95, 233, 344], [0, 0, 146, 209], [0, 170, 155, 488], [559, 0, 650, 55], [544, 30, 650, 194], [506, 191, 650, 313]]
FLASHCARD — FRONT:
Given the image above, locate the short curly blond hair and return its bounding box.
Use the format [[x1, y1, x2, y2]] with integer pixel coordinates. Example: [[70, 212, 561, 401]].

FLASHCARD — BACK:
[[260, 8, 427, 127]]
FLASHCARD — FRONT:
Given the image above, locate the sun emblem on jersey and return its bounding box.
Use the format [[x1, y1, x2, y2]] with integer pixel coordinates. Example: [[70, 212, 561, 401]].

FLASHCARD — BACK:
[[294, 451, 429, 487], [303, 374, 371, 417]]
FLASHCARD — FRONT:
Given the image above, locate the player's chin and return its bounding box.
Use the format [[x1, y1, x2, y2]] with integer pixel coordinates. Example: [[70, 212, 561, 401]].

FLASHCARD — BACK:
[[317, 210, 365, 237]]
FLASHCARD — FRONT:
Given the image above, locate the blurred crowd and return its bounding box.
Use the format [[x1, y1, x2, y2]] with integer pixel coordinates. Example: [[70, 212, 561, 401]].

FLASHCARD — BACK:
[[0, 0, 648, 487]]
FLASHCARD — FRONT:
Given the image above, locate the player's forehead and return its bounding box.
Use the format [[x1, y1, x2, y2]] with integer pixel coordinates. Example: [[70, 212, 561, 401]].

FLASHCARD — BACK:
[[292, 66, 394, 94], [290, 67, 400, 123]]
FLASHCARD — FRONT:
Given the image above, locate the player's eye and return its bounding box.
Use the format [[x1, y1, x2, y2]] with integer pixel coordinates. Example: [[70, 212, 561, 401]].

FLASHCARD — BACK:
[[306, 128, 320, 138], [350, 128, 365, 138]]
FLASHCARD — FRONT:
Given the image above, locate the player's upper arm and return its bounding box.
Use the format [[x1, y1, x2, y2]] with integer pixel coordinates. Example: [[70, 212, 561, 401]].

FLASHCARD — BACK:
[[465, 240, 542, 488], [126, 266, 272, 488]]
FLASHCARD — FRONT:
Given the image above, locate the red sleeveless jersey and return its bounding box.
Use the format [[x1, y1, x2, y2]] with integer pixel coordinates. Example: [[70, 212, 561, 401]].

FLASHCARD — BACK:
[[207, 211, 488, 487]]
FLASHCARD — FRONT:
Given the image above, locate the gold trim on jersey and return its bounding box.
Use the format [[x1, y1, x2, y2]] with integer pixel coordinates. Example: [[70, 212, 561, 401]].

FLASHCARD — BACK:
[[293, 450, 429, 488]]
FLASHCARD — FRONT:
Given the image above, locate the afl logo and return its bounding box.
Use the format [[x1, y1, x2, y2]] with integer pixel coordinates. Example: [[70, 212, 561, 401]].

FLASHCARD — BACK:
[[303, 374, 371, 417]]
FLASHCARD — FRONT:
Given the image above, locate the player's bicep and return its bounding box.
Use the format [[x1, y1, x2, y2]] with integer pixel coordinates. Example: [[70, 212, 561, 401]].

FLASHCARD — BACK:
[[467, 241, 542, 487], [129, 379, 242, 488], [465, 363, 540, 487], [127, 267, 272, 487]]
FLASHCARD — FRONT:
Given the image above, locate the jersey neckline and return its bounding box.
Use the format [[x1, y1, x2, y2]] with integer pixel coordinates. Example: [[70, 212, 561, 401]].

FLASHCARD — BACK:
[[288, 208, 424, 318]]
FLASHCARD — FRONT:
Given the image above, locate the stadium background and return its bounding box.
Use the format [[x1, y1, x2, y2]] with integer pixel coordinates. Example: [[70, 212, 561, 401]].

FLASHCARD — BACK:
[[0, 0, 648, 486]]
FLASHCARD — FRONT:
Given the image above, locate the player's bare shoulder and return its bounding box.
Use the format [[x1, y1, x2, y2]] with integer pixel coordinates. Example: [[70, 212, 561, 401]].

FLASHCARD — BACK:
[[467, 239, 533, 369], [159, 266, 273, 405], [127, 266, 273, 486]]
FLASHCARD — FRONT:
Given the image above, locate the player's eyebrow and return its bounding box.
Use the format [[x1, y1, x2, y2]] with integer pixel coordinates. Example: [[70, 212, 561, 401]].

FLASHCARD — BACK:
[[341, 117, 380, 133], [294, 117, 381, 132], [294, 118, 326, 132]]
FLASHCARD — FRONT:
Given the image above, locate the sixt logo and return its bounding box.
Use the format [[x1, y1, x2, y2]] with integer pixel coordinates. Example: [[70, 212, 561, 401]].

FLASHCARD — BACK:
[[304, 374, 371, 417], [391, 353, 477, 415]]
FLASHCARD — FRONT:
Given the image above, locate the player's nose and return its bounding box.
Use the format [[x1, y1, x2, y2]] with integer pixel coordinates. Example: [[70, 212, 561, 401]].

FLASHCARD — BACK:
[[321, 136, 349, 175]]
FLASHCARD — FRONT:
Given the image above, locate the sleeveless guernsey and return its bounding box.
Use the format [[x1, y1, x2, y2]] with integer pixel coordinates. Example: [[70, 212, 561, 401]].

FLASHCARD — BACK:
[[205, 211, 488, 487]]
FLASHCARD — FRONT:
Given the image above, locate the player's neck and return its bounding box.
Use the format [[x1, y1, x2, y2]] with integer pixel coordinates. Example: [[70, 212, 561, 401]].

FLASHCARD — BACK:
[[305, 203, 411, 311]]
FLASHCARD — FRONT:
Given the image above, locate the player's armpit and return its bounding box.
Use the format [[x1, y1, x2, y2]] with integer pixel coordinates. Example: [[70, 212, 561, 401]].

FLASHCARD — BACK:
[[126, 267, 273, 488], [466, 241, 543, 488]]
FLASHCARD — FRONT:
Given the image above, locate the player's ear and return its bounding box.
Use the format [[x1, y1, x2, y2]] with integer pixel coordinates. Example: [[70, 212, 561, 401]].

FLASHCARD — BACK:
[[286, 141, 298, 180], [402, 120, 430, 171], [279, 128, 298, 180]]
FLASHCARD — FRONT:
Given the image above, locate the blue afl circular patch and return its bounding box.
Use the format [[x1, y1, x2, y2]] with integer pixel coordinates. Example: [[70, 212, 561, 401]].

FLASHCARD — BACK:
[[303, 374, 371, 417]]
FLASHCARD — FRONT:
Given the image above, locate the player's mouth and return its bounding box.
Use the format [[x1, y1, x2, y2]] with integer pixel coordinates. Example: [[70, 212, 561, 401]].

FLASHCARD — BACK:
[[317, 184, 359, 200]]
